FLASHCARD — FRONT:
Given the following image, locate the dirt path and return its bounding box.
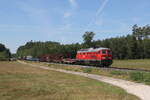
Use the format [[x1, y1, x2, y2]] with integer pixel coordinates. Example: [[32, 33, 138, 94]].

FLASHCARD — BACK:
[[19, 61, 150, 100]]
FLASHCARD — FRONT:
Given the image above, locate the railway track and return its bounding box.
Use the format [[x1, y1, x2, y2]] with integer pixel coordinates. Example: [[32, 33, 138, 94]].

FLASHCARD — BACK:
[[48, 62, 150, 72]]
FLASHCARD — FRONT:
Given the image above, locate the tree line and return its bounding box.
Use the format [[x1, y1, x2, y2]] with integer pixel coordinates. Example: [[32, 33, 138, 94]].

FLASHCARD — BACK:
[[17, 41, 82, 58], [0, 43, 11, 61], [17, 24, 150, 59]]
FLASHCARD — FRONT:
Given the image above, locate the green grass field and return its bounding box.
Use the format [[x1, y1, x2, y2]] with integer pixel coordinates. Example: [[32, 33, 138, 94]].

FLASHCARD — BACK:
[[112, 59, 150, 70], [0, 61, 139, 100], [29, 61, 150, 85]]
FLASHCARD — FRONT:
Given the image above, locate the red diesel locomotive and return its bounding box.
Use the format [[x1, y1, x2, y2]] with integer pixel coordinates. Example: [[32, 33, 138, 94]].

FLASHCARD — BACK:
[[76, 47, 113, 67]]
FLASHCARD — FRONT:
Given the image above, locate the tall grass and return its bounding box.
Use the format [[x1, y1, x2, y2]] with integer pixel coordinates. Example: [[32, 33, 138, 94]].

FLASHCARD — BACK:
[[129, 72, 150, 84], [29, 61, 150, 85], [110, 71, 127, 75]]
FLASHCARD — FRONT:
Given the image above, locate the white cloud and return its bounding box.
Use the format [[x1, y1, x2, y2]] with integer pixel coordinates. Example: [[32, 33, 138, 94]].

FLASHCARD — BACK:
[[17, 1, 51, 26], [63, 12, 72, 18], [83, 0, 109, 32], [62, 0, 78, 20], [69, 0, 78, 8]]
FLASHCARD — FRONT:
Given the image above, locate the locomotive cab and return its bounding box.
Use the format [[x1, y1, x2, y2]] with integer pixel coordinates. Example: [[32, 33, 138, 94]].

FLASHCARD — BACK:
[[98, 49, 112, 66]]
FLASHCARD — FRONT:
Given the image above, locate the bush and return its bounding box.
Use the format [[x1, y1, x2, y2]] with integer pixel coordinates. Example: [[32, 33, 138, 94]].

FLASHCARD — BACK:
[[129, 72, 150, 84], [143, 73, 150, 83], [82, 68, 92, 73], [110, 71, 127, 75], [129, 72, 144, 82]]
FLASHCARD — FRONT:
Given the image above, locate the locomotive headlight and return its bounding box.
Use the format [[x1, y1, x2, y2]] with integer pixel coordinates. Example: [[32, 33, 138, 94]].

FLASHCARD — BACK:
[[102, 57, 106, 59], [108, 57, 112, 59]]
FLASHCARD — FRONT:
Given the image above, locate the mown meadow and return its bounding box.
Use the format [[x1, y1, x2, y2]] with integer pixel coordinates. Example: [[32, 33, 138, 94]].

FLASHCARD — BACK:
[[0, 62, 139, 100], [29, 60, 150, 85]]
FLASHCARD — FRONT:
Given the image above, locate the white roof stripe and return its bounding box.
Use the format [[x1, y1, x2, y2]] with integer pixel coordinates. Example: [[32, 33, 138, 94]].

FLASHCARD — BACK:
[[77, 47, 110, 53]]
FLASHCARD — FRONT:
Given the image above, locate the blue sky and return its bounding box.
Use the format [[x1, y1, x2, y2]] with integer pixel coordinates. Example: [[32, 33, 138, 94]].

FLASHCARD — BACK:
[[0, 0, 150, 53]]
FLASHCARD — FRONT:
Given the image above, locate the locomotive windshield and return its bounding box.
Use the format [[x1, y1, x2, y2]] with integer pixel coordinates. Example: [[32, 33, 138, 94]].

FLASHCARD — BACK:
[[102, 50, 106, 54], [108, 50, 112, 55]]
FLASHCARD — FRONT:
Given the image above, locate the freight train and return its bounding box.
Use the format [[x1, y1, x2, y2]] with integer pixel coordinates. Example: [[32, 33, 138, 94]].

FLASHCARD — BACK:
[[39, 47, 113, 67]]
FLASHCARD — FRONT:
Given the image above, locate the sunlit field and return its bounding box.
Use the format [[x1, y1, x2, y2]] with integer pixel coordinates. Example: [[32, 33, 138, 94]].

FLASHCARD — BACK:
[[0, 61, 139, 100], [29, 61, 150, 85], [112, 59, 150, 70]]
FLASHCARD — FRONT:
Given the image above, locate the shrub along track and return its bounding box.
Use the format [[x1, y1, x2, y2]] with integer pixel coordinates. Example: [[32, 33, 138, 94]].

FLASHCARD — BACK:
[[18, 61, 150, 100], [100, 66, 150, 72], [45, 62, 150, 72]]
